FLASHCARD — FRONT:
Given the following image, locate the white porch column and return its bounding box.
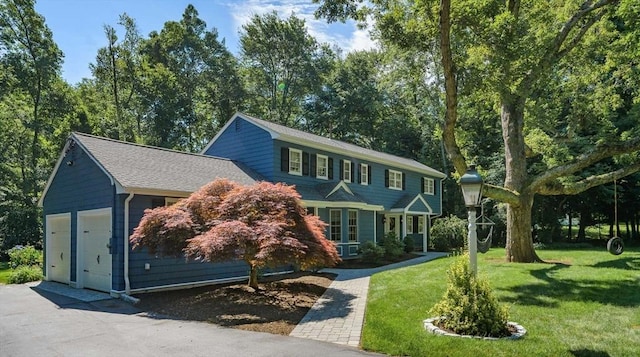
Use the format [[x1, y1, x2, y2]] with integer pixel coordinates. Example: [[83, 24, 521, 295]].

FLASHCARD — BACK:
[[423, 214, 428, 252], [402, 212, 407, 240]]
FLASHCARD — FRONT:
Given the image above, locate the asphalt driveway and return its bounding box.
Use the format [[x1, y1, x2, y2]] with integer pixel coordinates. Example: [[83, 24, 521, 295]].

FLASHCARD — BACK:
[[0, 283, 380, 357]]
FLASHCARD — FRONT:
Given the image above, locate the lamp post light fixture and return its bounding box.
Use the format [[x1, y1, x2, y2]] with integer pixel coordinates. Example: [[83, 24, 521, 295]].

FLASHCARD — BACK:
[[459, 165, 484, 276]]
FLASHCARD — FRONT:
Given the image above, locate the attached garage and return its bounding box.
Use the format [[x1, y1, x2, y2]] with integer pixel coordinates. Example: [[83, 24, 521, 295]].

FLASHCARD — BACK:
[[77, 208, 112, 292], [45, 213, 71, 284]]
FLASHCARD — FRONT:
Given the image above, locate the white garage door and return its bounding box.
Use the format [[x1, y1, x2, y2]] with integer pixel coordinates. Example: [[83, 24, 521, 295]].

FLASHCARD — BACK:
[[78, 209, 112, 292], [47, 214, 71, 284]]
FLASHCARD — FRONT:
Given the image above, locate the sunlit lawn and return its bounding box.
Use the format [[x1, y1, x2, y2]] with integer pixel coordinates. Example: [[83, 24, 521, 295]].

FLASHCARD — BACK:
[[0, 261, 11, 284], [362, 247, 640, 356]]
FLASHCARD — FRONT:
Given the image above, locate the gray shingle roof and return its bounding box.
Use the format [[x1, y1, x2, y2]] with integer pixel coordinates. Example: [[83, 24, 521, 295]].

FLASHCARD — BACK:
[[73, 132, 263, 195], [235, 112, 447, 178]]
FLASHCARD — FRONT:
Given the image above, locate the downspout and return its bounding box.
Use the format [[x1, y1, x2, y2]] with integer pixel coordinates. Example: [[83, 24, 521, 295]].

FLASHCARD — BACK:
[[124, 193, 134, 295]]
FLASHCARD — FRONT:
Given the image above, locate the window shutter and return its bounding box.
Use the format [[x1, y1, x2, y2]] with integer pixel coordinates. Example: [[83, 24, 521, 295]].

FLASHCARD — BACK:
[[368, 166, 372, 184], [357, 164, 361, 183], [280, 147, 289, 172], [310, 154, 316, 177], [151, 198, 164, 208], [421, 177, 425, 193], [402, 172, 406, 190], [384, 169, 389, 187], [328, 157, 334, 179], [351, 162, 355, 181], [339, 159, 344, 180], [302, 152, 309, 175]]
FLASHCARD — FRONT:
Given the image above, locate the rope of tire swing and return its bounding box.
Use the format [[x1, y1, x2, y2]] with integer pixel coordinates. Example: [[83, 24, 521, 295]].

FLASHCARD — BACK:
[[607, 179, 624, 255]]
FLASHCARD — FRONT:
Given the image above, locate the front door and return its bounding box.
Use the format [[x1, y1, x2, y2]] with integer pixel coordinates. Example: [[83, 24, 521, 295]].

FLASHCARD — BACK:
[[385, 214, 401, 238]]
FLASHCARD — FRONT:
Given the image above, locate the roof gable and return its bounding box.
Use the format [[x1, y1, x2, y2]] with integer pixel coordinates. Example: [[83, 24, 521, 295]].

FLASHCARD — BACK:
[[203, 112, 447, 178], [40, 133, 264, 204]]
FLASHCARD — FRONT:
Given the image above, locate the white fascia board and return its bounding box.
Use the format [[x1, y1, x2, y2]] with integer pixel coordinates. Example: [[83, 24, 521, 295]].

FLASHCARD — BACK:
[[325, 181, 354, 198], [122, 187, 192, 198], [302, 200, 384, 211]]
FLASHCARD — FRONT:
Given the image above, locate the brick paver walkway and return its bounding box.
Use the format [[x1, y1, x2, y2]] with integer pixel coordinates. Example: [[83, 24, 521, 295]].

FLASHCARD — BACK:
[[290, 252, 447, 347]]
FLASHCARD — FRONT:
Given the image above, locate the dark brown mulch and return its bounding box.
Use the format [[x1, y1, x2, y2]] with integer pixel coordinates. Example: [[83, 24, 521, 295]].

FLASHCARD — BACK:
[[134, 271, 335, 335]]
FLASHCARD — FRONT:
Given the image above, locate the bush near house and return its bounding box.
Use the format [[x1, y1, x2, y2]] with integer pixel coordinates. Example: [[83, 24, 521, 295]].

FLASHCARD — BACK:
[[379, 232, 405, 259], [6, 245, 43, 284], [358, 241, 385, 264], [403, 236, 415, 253], [430, 215, 467, 252]]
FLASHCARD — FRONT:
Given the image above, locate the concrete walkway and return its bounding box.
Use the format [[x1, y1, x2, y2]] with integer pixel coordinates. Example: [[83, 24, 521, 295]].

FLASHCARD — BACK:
[[290, 252, 448, 347]]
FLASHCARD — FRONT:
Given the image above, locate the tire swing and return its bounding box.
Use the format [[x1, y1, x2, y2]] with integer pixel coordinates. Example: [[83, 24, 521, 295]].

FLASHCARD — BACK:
[[476, 199, 495, 254], [607, 179, 624, 255]]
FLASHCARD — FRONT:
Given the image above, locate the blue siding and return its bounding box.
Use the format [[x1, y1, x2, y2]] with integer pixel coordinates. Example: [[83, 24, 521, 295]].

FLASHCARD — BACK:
[[272, 140, 442, 213], [42, 147, 114, 284], [124, 195, 272, 290], [204, 117, 274, 180]]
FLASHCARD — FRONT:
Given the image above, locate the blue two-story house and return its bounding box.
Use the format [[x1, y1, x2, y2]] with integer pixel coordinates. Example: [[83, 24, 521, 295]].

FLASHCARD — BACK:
[[40, 112, 445, 296], [203, 113, 447, 257]]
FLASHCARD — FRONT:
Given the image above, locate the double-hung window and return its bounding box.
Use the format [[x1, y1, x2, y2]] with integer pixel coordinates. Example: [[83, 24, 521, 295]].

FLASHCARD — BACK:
[[348, 210, 357, 242], [388, 170, 403, 190], [418, 216, 425, 234], [343, 160, 352, 182], [316, 154, 328, 179], [423, 177, 435, 195], [407, 216, 414, 234], [288, 148, 302, 175], [330, 209, 342, 242], [360, 163, 369, 185]]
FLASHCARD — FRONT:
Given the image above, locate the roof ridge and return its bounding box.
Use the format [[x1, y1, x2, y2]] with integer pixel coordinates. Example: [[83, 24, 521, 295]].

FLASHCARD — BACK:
[[71, 132, 233, 162]]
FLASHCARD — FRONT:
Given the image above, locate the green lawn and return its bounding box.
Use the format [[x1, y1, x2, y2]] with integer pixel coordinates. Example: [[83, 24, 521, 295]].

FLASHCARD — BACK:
[[0, 261, 11, 284], [362, 248, 640, 356]]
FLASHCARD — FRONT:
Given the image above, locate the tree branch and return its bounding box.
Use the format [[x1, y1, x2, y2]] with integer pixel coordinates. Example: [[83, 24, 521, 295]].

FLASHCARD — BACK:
[[530, 137, 640, 192], [518, 0, 618, 97], [439, 0, 467, 176], [483, 184, 521, 206], [538, 162, 640, 195]]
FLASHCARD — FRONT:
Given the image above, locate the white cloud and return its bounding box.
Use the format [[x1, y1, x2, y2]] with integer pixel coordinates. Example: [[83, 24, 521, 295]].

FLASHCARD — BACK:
[[224, 0, 377, 54]]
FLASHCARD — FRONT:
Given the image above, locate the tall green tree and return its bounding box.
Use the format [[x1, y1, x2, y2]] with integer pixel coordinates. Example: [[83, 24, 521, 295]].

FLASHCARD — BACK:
[[0, 0, 64, 249], [139, 5, 243, 150], [316, 0, 640, 262], [240, 12, 333, 126]]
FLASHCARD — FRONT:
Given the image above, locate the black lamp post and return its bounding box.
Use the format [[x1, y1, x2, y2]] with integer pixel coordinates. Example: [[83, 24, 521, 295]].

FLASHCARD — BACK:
[[459, 165, 484, 275]]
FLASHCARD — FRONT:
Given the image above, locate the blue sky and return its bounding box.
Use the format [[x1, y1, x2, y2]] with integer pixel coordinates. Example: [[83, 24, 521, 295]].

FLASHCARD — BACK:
[[35, 0, 375, 85]]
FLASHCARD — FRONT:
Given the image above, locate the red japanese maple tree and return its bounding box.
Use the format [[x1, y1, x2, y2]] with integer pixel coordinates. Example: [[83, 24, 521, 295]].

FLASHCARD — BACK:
[[130, 179, 340, 288]]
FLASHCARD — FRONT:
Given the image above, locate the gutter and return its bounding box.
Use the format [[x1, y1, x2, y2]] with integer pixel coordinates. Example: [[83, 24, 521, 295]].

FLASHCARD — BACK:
[[124, 193, 135, 294]]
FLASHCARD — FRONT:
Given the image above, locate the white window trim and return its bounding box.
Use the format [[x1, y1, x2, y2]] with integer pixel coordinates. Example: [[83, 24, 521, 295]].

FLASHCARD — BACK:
[[343, 160, 352, 183], [407, 216, 414, 234], [360, 163, 369, 185], [423, 177, 435, 195], [289, 148, 303, 176], [389, 169, 403, 190], [330, 209, 342, 242], [316, 154, 328, 180], [348, 209, 358, 242], [418, 216, 425, 234]]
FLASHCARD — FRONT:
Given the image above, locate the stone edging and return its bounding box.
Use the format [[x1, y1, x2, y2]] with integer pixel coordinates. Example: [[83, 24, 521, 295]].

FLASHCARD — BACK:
[[423, 317, 527, 340]]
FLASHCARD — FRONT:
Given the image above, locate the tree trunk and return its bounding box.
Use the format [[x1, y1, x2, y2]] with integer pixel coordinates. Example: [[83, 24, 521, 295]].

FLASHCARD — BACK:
[[248, 266, 259, 288], [501, 98, 541, 262], [505, 194, 541, 262]]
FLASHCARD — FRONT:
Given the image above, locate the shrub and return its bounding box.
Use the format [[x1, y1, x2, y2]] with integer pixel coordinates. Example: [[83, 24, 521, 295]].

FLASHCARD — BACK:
[[8, 245, 43, 269], [358, 241, 384, 263], [8, 265, 43, 284], [380, 232, 404, 259], [430, 254, 510, 337], [430, 215, 467, 252], [403, 236, 415, 253]]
